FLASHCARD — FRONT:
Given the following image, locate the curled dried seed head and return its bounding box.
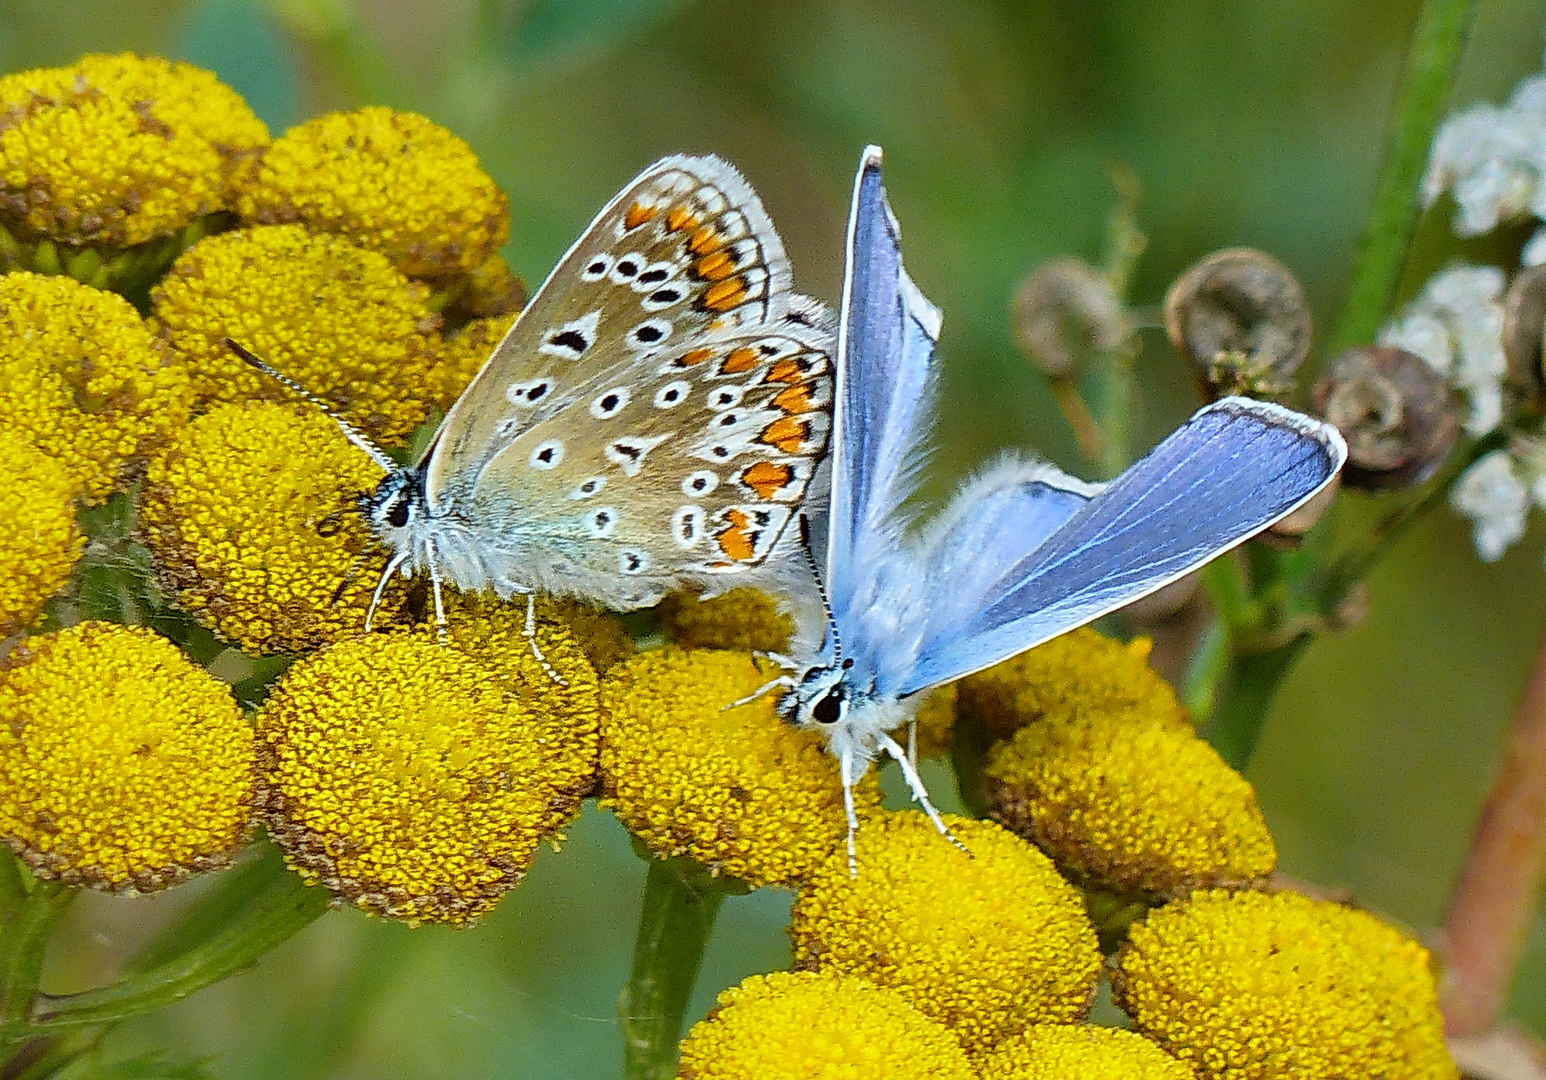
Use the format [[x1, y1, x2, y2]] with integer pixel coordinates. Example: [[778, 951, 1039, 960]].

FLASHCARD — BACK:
[[1265, 472, 1340, 541], [1011, 258, 1128, 378], [1164, 248, 1311, 399], [1313, 345, 1459, 491]]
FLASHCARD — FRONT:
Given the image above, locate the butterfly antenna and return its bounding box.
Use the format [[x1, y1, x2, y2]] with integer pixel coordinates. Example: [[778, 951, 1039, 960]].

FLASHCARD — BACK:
[[798, 514, 841, 664], [225, 338, 399, 474]]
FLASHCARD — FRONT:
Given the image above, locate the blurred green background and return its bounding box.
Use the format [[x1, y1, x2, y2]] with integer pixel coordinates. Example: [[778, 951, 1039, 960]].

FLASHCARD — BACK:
[[10, 0, 1546, 1075]]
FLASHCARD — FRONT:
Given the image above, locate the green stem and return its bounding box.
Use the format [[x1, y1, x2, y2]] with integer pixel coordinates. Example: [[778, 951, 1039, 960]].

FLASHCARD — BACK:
[[619, 856, 742, 1080], [0, 884, 75, 1049], [0, 852, 25, 927], [1328, 0, 1479, 353], [28, 856, 329, 1032], [1, 1030, 97, 1080], [1207, 634, 1313, 772], [1179, 614, 1232, 723]]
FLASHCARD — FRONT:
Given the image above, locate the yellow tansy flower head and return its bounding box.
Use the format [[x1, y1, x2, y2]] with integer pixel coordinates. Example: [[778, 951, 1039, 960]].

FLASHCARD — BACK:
[[677, 970, 976, 1080], [431, 311, 516, 418], [256, 634, 561, 925], [959, 628, 1184, 740], [789, 810, 1100, 1052], [975, 1025, 1197, 1080], [455, 253, 528, 318], [0, 622, 254, 891], [419, 592, 602, 834], [236, 106, 508, 281], [984, 705, 1275, 899], [140, 400, 410, 654], [657, 587, 796, 653], [152, 224, 452, 441], [600, 649, 879, 887], [1111, 889, 1457, 1080], [542, 597, 636, 675], [0, 433, 84, 637], [0, 272, 194, 501], [0, 52, 267, 251]]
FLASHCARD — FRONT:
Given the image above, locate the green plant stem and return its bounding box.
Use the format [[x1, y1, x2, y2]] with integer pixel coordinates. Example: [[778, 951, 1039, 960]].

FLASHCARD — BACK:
[[1208, 634, 1314, 772], [1179, 614, 1231, 723], [619, 856, 741, 1080], [1328, 0, 1479, 353], [28, 857, 329, 1032], [1, 1030, 97, 1080], [0, 852, 25, 927], [0, 884, 74, 1050]]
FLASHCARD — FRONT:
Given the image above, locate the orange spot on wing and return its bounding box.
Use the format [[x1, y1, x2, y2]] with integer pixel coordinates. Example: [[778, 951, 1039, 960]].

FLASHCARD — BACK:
[[765, 358, 809, 384], [688, 226, 722, 255], [694, 251, 735, 280], [759, 416, 809, 453], [666, 205, 698, 232], [703, 278, 747, 312], [771, 383, 814, 413], [624, 202, 657, 230], [741, 461, 793, 499], [715, 509, 757, 562], [676, 347, 715, 367], [719, 347, 759, 374]]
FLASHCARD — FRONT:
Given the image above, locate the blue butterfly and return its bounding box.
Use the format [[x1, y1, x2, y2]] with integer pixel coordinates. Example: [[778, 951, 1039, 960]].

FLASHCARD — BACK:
[[763, 146, 1348, 870]]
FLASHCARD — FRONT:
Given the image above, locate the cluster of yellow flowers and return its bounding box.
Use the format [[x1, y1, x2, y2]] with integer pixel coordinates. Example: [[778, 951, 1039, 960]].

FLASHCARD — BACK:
[[0, 51, 1455, 1079]]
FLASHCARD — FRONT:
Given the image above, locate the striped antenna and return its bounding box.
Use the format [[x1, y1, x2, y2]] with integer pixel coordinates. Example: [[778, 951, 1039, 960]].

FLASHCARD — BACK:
[[224, 339, 398, 474]]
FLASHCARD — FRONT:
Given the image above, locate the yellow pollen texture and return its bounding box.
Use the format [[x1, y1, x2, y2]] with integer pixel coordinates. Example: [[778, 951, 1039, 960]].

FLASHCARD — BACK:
[[152, 224, 447, 442], [656, 587, 796, 653], [256, 635, 554, 926], [790, 811, 1101, 1053], [237, 106, 509, 279], [677, 970, 976, 1080], [0, 53, 267, 246], [959, 628, 1186, 740], [139, 400, 408, 655], [0, 433, 84, 637], [0, 622, 253, 892], [0, 271, 194, 501], [985, 704, 1276, 899], [974, 1024, 1197, 1080], [1112, 888, 1458, 1080], [599, 649, 880, 887]]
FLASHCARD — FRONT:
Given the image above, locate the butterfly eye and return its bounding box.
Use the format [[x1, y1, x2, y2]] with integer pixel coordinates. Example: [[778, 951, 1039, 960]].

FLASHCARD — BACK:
[[386, 498, 410, 529], [812, 690, 842, 725]]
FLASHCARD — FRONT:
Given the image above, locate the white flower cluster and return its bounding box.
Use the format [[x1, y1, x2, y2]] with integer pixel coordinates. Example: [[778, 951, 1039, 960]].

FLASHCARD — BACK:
[[1378, 265, 1506, 436], [1423, 70, 1546, 263]]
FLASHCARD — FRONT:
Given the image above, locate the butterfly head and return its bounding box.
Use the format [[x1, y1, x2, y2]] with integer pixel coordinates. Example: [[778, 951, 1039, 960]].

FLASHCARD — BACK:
[[781, 658, 856, 730], [360, 467, 430, 553]]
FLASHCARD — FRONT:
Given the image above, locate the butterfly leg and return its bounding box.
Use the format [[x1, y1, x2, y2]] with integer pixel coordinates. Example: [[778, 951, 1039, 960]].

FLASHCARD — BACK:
[[364, 550, 411, 633], [906, 719, 919, 775], [840, 744, 860, 878], [425, 539, 448, 645], [877, 731, 971, 859], [522, 592, 568, 687]]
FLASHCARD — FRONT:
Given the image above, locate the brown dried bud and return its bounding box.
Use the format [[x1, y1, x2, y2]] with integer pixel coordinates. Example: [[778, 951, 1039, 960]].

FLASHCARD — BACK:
[[1503, 263, 1546, 403], [1265, 473, 1339, 542], [1312, 345, 1458, 491], [1011, 258, 1128, 378], [1164, 249, 1311, 399]]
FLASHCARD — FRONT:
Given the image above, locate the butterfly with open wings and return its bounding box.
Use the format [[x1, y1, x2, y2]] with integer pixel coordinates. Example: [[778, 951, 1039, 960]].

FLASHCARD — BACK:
[[752, 146, 1348, 872]]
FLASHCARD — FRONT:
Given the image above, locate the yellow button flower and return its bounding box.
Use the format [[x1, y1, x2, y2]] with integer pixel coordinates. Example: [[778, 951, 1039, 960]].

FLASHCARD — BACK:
[[1112, 888, 1457, 1080], [152, 224, 451, 442], [419, 592, 602, 836], [657, 588, 797, 653], [256, 634, 571, 925], [0, 622, 253, 891], [539, 597, 636, 675], [600, 649, 879, 887], [140, 400, 409, 654], [454, 253, 528, 318], [959, 628, 1185, 740], [975, 1024, 1197, 1080], [0, 53, 266, 251], [677, 970, 976, 1080], [0, 433, 84, 637], [431, 311, 517, 420], [236, 106, 508, 280], [984, 704, 1276, 899], [0, 272, 194, 501], [789, 810, 1100, 1052]]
